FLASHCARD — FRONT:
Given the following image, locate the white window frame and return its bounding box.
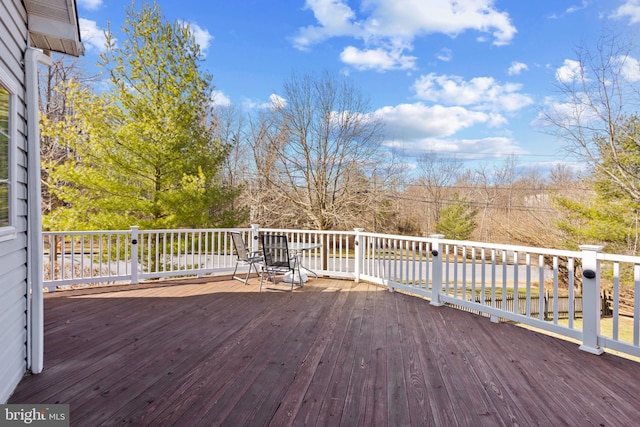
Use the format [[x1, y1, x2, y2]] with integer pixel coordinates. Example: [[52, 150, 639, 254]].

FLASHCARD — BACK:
[[0, 66, 18, 242]]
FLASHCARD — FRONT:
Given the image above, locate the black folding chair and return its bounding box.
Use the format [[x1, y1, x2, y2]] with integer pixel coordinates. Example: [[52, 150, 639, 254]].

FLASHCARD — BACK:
[[260, 234, 302, 291], [230, 232, 262, 285]]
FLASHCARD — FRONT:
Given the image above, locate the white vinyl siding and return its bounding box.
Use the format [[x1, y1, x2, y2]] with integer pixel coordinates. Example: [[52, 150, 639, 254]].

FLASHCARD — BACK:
[[0, 0, 29, 404]]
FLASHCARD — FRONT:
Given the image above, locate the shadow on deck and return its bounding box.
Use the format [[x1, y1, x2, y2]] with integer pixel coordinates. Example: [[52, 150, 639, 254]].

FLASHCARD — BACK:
[[9, 276, 640, 426]]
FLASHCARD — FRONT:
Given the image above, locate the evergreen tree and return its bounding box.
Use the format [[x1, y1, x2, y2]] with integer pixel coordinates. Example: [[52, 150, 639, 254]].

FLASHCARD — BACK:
[[435, 193, 477, 240], [554, 115, 640, 254], [42, 1, 245, 230]]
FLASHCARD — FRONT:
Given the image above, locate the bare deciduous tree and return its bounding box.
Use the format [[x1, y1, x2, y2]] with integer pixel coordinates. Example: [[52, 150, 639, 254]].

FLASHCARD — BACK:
[[416, 152, 463, 232], [543, 32, 640, 202], [214, 104, 251, 215], [250, 71, 387, 230], [472, 156, 518, 241]]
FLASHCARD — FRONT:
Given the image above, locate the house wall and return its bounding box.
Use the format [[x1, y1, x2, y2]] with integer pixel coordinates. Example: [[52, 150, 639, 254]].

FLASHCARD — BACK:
[[0, 0, 30, 404]]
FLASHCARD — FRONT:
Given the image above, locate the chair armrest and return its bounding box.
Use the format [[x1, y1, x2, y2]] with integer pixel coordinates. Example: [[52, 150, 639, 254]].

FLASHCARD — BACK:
[[249, 254, 264, 262]]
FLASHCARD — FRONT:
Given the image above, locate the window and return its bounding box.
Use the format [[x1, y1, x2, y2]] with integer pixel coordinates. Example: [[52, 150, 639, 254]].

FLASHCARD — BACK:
[[0, 84, 9, 228], [0, 66, 17, 241]]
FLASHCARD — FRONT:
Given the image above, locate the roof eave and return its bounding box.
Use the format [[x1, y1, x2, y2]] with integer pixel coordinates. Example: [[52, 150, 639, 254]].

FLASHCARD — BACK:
[[24, 0, 84, 57]]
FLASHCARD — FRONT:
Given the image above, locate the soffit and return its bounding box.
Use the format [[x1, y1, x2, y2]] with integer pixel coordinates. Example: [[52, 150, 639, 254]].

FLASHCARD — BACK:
[[24, 0, 84, 57]]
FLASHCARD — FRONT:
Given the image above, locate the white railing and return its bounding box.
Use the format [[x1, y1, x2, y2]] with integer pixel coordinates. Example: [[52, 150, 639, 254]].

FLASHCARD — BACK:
[[42, 226, 640, 360], [43, 226, 252, 286], [44, 229, 135, 285]]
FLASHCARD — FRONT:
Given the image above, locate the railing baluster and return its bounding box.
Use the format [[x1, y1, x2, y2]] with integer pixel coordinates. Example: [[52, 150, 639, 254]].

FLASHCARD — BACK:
[[461, 246, 467, 299], [471, 247, 476, 300], [567, 257, 575, 329], [491, 249, 496, 308], [552, 256, 559, 323], [538, 254, 545, 321], [480, 248, 487, 305], [513, 251, 519, 316], [525, 253, 531, 317], [453, 246, 458, 298], [444, 244, 450, 295], [635, 265, 640, 346], [612, 262, 620, 340], [502, 250, 507, 310]]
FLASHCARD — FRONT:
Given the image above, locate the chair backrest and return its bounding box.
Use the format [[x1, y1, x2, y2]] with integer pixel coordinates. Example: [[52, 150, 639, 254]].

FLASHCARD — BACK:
[[230, 232, 251, 262], [260, 234, 291, 269]]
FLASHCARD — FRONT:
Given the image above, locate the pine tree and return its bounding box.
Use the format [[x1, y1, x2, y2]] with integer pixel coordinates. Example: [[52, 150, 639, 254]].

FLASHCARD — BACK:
[[435, 193, 477, 240], [43, 1, 245, 230], [554, 115, 640, 254]]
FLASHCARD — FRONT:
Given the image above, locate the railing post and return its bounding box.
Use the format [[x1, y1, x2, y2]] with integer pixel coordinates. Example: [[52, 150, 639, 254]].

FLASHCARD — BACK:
[[131, 226, 139, 285], [354, 228, 364, 282], [430, 234, 444, 306], [251, 224, 260, 254], [579, 244, 604, 355]]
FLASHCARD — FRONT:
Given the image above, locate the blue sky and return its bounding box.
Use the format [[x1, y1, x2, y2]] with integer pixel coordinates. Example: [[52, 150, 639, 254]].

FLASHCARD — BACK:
[[74, 0, 640, 173]]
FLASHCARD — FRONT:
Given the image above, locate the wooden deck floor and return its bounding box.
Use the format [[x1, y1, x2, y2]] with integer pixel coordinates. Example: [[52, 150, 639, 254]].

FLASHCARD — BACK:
[[8, 276, 640, 426]]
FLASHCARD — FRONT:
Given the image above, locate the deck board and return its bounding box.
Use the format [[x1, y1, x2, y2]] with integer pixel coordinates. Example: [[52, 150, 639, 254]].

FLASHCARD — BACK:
[[362, 280, 390, 426], [8, 276, 640, 426], [339, 283, 376, 426], [315, 282, 366, 425], [400, 293, 453, 426], [291, 284, 359, 424]]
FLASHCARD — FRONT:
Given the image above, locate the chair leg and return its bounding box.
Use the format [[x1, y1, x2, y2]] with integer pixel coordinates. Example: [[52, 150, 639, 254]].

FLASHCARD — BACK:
[[240, 261, 260, 285], [232, 261, 239, 278], [259, 266, 266, 291], [251, 261, 262, 282], [233, 261, 262, 286], [260, 268, 277, 291], [295, 256, 303, 288], [232, 261, 244, 284]]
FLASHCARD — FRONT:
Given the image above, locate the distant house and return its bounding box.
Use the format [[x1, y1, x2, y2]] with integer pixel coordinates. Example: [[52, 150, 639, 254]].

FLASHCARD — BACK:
[[0, 0, 83, 403]]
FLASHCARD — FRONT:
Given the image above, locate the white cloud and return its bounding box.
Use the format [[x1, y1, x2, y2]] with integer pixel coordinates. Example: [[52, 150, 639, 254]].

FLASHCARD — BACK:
[[554, 55, 640, 86], [185, 22, 213, 55], [617, 55, 640, 82], [339, 46, 416, 71], [611, 0, 640, 23], [292, 0, 516, 71], [77, 0, 102, 10], [293, 0, 356, 50], [383, 135, 524, 159], [412, 73, 533, 112], [555, 59, 582, 83], [269, 94, 287, 108], [532, 95, 598, 130], [241, 98, 260, 110], [79, 18, 108, 52], [212, 90, 231, 107], [436, 48, 453, 62], [508, 61, 528, 75], [372, 71, 533, 158], [374, 103, 496, 139], [566, 1, 589, 14], [362, 0, 516, 46], [243, 94, 287, 110]]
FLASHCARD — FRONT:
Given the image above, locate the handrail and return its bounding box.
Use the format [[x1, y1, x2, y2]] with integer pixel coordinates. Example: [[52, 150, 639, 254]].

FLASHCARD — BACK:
[[42, 226, 640, 360]]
